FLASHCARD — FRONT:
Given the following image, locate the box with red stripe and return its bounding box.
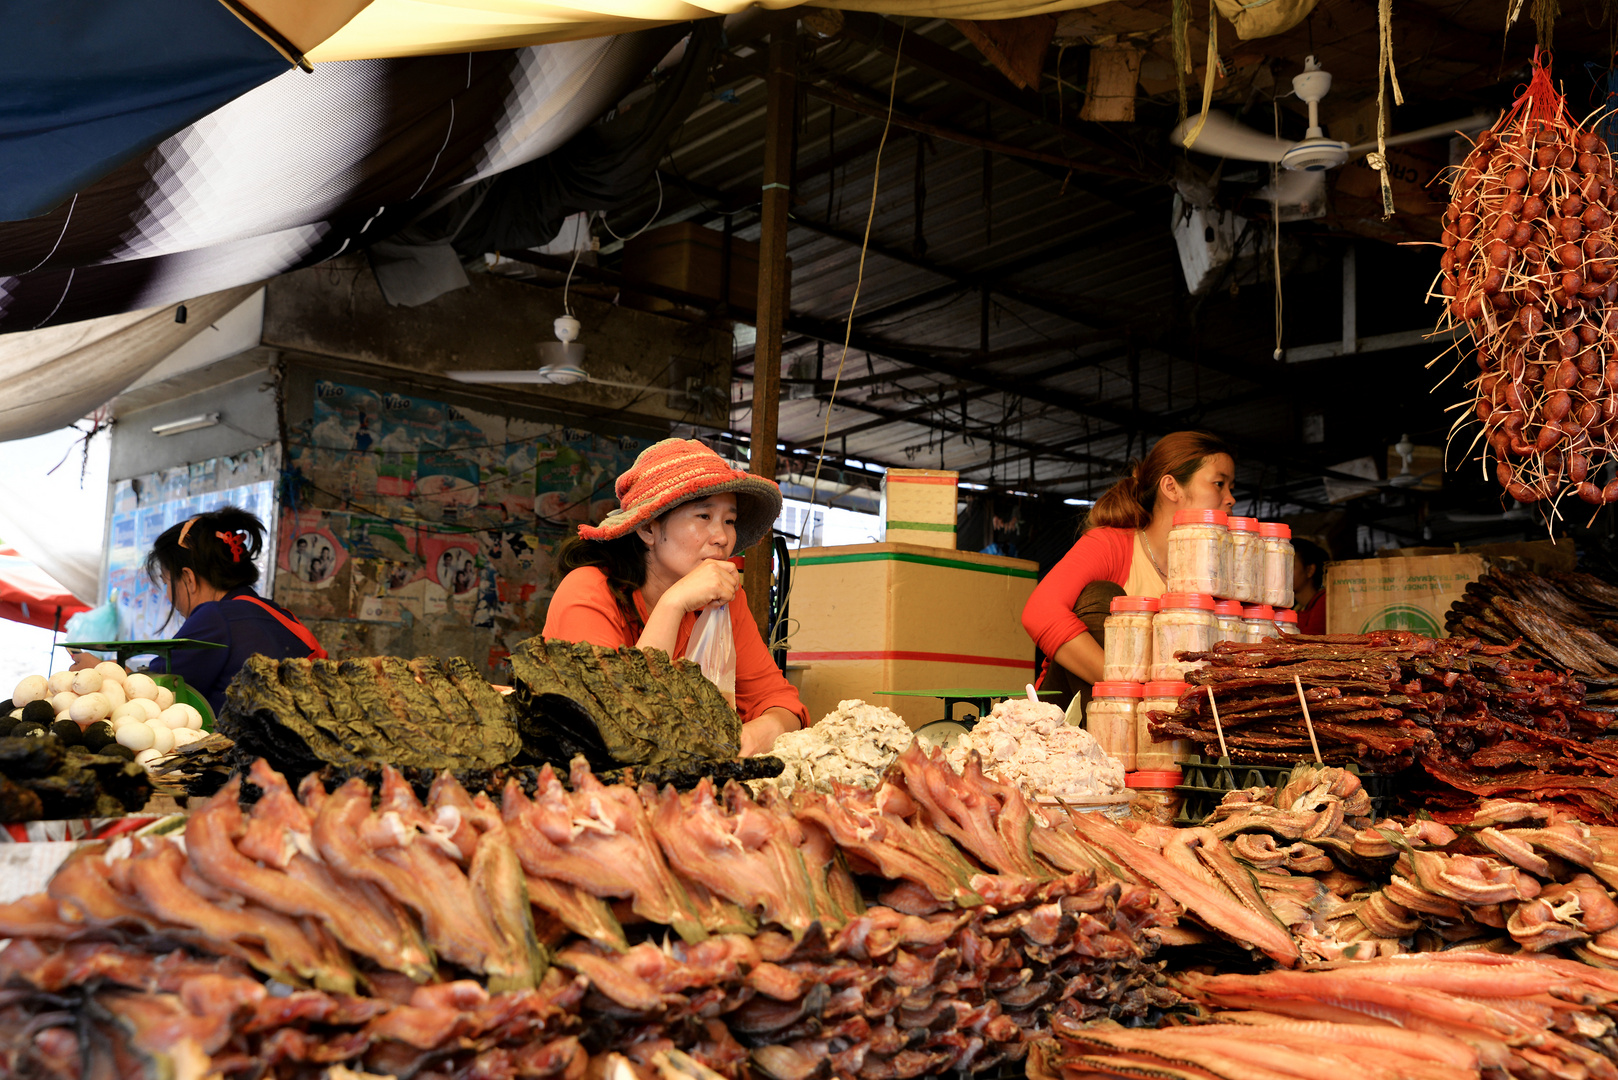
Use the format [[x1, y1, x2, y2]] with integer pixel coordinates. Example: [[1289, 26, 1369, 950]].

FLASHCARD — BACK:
[[880, 468, 958, 549], [786, 543, 1038, 730]]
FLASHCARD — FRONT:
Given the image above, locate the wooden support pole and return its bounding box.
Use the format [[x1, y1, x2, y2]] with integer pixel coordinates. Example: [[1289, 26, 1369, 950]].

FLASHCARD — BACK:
[[745, 29, 796, 640]]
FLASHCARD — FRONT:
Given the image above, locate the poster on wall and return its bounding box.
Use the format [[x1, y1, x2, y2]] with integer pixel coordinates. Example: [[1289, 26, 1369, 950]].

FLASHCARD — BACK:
[[280, 379, 654, 676]]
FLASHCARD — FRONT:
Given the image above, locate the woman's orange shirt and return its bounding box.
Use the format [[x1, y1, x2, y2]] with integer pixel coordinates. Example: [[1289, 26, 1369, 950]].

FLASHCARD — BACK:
[[542, 566, 810, 727]]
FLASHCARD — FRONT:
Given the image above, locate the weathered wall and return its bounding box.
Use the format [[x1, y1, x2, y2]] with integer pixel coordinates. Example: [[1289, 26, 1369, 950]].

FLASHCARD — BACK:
[[262, 258, 732, 430]]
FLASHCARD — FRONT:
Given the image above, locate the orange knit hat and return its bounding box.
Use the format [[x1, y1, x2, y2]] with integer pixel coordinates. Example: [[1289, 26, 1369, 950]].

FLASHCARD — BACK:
[[578, 439, 782, 550]]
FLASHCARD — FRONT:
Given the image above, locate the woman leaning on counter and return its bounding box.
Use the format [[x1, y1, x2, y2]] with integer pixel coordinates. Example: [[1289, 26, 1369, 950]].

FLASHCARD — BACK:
[[1021, 431, 1236, 709], [542, 439, 808, 756]]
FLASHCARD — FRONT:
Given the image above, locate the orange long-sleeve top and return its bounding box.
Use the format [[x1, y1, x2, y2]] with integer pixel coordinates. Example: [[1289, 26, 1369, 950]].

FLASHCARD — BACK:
[[542, 565, 810, 727], [1020, 526, 1140, 659]]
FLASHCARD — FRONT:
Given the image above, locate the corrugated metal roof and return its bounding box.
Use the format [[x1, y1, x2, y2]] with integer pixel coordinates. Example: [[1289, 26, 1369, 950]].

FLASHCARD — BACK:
[[598, 5, 1610, 539]]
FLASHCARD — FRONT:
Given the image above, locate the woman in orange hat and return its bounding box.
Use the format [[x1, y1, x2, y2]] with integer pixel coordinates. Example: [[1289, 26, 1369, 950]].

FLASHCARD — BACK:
[[543, 438, 808, 756]]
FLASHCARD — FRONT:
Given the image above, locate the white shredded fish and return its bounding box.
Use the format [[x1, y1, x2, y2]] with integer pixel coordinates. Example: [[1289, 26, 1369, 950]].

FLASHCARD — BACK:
[[947, 686, 1125, 801], [756, 699, 914, 795]]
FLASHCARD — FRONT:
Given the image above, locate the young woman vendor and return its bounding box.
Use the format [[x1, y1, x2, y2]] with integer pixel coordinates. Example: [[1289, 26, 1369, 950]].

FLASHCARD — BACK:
[[543, 438, 809, 757], [79, 508, 326, 714], [1021, 431, 1236, 708]]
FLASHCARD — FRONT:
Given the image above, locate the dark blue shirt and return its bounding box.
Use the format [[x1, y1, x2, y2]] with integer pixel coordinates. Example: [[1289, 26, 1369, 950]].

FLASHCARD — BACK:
[[145, 586, 314, 714]]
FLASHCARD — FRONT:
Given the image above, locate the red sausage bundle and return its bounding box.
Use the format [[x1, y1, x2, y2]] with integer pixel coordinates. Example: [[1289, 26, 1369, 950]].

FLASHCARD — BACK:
[[1443, 52, 1618, 508]]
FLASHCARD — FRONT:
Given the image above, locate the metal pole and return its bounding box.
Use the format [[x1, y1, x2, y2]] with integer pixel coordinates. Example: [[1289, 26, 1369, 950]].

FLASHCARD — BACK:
[[745, 28, 797, 639]]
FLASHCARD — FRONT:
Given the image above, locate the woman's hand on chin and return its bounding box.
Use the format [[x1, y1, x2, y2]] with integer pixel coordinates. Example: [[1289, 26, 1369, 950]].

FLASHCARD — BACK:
[[661, 558, 740, 616]]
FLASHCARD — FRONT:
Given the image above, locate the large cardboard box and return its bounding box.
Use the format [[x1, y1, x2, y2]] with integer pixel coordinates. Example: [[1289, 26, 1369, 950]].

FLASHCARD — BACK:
[[881, 469, 959, 549], [1325, 553, 1487, 636], [619, 222, 789, 315], [787, 542, 1038, 730]]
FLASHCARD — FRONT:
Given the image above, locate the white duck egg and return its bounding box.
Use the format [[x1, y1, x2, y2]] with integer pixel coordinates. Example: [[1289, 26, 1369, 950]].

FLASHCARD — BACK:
[[48, 670, 75, 695], [49, 691, 77, 714], [154, 686, 175, 711], [124, 674, 158, 701], [183, 705, 204, 730], [115, 723, 155, 752], [68, 693, 111, 724], [170, 727, 204, 747], [94, 661, 127, 684], [133, 698, 162, 721], [70, 669, 103, 695], [11, 675, 48, 707], [135, 748, 164, 768], [156, 705, 189, 730], [100, 680, 127, 710], [55, 710, 73, 725], [146, 722, 174, 753]]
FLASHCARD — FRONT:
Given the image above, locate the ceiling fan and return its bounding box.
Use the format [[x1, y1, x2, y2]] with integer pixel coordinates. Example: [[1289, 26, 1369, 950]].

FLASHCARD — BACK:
[[1172, 56, 1495, 172], [449, 315, 717, 408]]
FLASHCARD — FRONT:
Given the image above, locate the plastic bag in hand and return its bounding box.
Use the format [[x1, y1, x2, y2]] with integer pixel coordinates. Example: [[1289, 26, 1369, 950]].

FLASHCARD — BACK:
[[685, 603, 737, 708]]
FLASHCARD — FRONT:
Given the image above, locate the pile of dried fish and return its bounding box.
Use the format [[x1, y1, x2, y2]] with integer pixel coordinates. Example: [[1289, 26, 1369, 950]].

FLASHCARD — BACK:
[[216, 654, 520, 781], [510, 637, 741, 771], [1034, 951, 1618, 1080], [0, 746, 1172, 1079], [1448, 566, 1618, 709], [1068, 763, 1618, 969], [1147, 630, 1618, 820]]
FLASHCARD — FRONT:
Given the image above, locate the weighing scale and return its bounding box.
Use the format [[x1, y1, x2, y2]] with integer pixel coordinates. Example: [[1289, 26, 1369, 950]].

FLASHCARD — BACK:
[[62, 638, 224, 730]]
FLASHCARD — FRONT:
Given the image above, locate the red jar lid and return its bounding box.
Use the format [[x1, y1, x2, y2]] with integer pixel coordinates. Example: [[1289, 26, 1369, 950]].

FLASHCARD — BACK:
[[1213, 600, 1245, 617], [1276, 609, 1298, 624], [1243, 604, 1276, 619], [1091, 681, 1145, 698], [1142, 681, 1190, 697], [1172, 509, 1229, 526], [1227, 516, 1257, 532], [1109, 595, 1161, 614], [1158, 593, 1216, 610], [1126, 769, 1184, 788], [1258, 521, 1292, 538]]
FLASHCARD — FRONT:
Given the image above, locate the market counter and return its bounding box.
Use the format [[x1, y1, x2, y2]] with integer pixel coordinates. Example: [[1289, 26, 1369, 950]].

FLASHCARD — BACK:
[[785, 542, 1039, 729]]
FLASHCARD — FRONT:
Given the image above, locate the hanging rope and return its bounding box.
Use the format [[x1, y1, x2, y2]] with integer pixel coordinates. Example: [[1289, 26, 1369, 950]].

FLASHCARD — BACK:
[[1370, 0, 1405, 219], [1181, 0, 1221, 149]]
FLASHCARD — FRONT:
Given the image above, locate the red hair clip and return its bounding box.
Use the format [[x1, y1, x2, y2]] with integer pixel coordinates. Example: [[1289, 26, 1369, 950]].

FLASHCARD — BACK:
[[216, 530, 247, 562]]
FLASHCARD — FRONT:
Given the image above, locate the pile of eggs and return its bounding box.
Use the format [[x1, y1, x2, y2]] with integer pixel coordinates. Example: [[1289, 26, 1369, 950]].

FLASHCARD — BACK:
[[9, 662, 207, 770]]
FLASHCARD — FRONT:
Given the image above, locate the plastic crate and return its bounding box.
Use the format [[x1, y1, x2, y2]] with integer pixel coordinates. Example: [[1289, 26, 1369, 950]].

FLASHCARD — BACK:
[[1172, 755, 1398, 825]]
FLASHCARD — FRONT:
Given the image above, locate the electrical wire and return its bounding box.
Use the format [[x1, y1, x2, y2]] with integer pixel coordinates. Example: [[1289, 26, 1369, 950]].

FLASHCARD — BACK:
[[767, 23, 906, 652], [598, 171, 665, 244], [561, 213, 588, 317]]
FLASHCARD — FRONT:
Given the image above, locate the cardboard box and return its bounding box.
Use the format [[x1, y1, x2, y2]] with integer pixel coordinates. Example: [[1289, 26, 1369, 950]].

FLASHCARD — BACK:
[[787, 542, 1038, 729], [619, 222, 788, 315], [881, 469, 959, 549], [1380, 539, 1574, 575], [1325, 553, 1487, 636]]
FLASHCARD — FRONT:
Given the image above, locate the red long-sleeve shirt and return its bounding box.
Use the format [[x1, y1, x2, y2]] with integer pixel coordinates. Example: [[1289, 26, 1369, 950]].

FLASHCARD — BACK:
[[1020, 526, 1139, 659], [542, 566, 810, 727]]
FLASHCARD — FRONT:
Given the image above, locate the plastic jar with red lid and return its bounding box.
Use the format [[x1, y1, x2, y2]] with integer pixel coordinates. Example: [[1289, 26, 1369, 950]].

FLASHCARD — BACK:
[[1242, 603, 1277, 643], [1275, 608, 1301, 636], [1227, 516, 1261, 603], [1086, 681, 1144, 770], [1212, 599, 1245, 644], [1166, 509, 1230, 597], [1126, 769, 1185, 826], [1259, 522, 1295, 609], [1152, 593, 1217, 681], [1137, 680, 1191, 771], [1102, 596, 1159, 682]]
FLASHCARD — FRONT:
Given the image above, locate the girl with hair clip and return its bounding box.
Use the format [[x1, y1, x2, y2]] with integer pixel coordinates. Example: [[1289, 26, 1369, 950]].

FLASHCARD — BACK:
[[75, 508, 325, 713], [1022, 432, 1236, 710]]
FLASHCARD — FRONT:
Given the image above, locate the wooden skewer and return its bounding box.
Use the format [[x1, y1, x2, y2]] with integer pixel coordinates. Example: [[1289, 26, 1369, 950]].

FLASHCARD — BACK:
[[1206, 684, 1229, 761], [1295, 673, 1323, 765]]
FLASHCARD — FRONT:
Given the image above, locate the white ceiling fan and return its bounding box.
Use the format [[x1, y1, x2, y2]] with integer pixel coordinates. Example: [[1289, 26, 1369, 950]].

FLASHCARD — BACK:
[[448, 314, 727, 416], [1172, 56, 1495, 172]]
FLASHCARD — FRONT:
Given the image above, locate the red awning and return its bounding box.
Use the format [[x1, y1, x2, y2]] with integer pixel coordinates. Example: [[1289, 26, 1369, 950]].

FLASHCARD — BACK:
[[0, 546, 89, 631]]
